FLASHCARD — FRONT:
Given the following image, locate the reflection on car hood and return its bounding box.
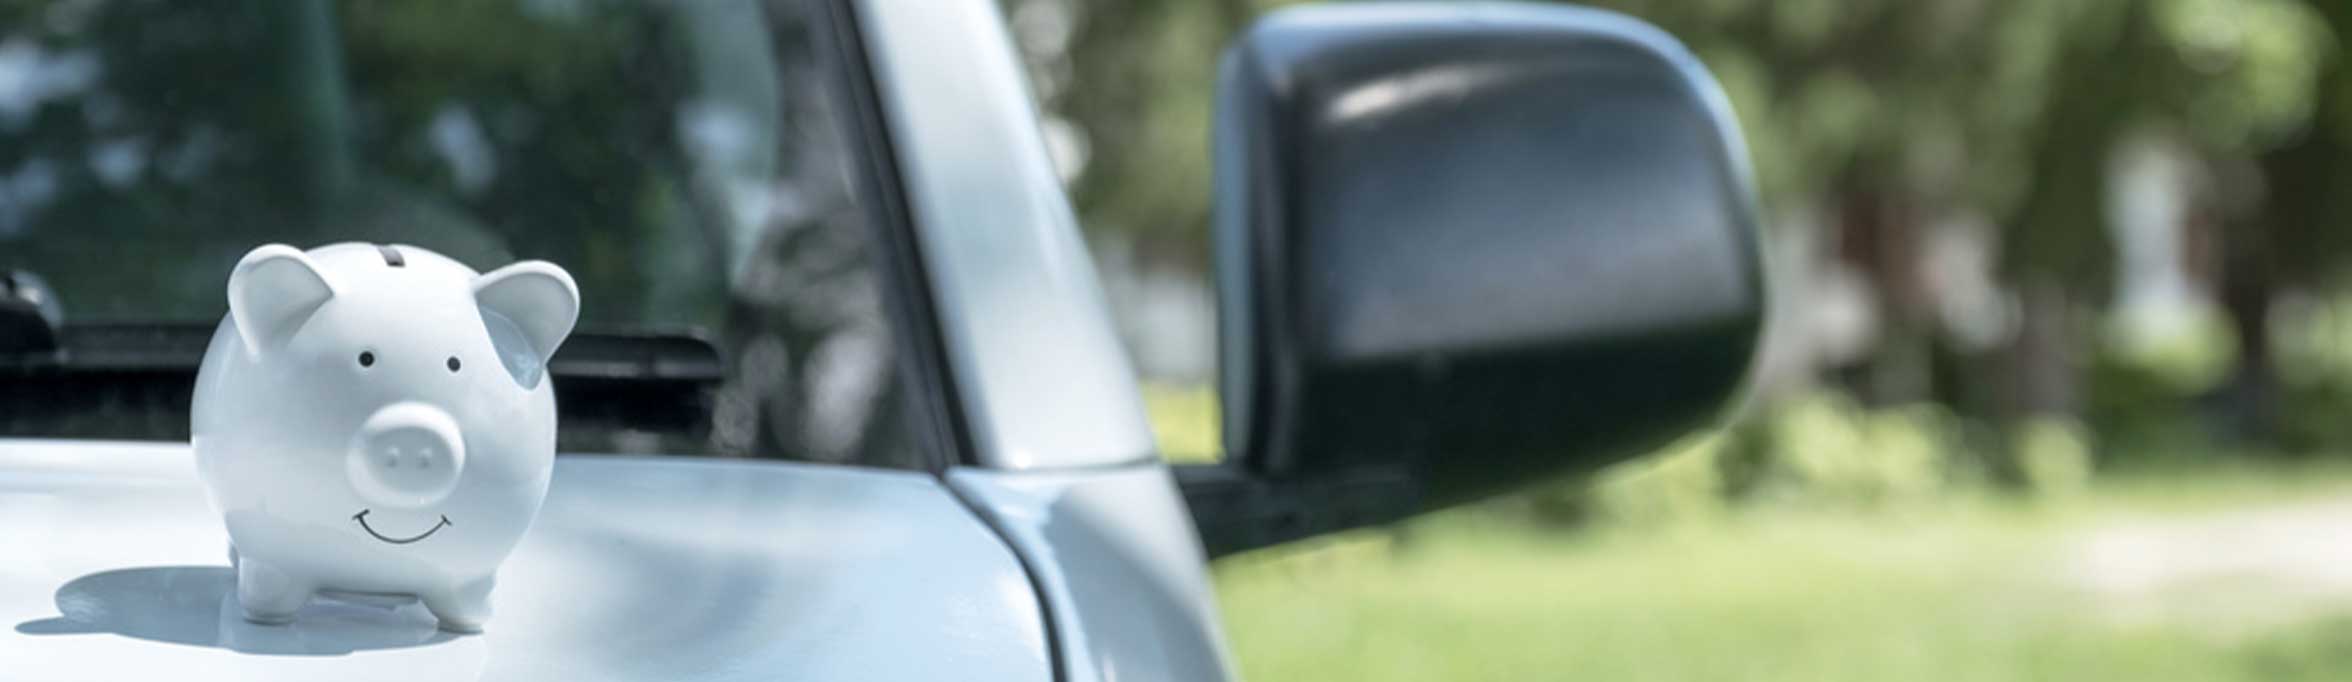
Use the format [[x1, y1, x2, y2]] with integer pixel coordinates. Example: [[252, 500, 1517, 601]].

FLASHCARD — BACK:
[[0, 440, 1048, 681]]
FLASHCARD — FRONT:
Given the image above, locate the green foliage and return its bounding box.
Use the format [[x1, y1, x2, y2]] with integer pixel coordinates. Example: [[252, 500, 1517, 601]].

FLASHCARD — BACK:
[[1142, 380, 1222, 462], [1578, 434, 1727, 524], [2277, 287, 2352, 389], [2270, 287, 2352, 451], [1731, 395, 1976, 504], [2102, 308, 2241, 394], [2079, 285, 2352, 458], [2277, 380, 2352, 454], [2084, 308, 2239, 456], [2150, 0, 2334, 151], [1549, 388, 2136, 527], [1577, 0, 2328, 291], [1567, 393, 1987, 525], [2014, 416, 2096, 495], [1017, 0, 1305, 249]]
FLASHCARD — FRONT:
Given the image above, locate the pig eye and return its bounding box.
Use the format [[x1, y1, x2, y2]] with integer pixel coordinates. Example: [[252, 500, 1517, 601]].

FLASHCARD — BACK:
[[357, 351, 376, 368], [446, 356, 462, 373]]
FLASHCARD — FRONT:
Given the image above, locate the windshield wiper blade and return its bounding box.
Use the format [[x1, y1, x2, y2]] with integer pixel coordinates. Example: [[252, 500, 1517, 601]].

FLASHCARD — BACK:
[[2, 322, 726, 443], [3, 322, 723, 384], [7, 323, 209, 371]]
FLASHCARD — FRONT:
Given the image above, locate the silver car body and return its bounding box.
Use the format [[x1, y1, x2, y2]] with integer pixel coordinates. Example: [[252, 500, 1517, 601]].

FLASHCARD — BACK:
[[0, 0, 1234, 679], [0, 445, 1059, 680]]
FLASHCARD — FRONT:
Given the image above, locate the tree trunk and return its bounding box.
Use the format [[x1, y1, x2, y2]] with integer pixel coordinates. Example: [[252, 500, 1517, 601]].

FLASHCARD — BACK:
[[2217, 209, 2277, 445], [2012, 278, 2079, 418], [1831, 178, 1932, 407], [2222, 0, 2352, 447]]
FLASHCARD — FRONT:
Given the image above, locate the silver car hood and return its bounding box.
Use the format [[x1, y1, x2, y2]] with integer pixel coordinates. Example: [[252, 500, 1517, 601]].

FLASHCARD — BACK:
[[0, 440, 1049, 681]]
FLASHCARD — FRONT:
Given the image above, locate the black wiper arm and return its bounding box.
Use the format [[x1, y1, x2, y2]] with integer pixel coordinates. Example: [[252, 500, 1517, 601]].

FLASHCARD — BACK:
[[547, 333, 724, 385], [0, 270, 63, 356]]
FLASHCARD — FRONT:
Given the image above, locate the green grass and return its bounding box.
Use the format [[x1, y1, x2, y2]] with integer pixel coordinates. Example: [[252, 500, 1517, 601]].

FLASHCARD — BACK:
[[1210, 467, 2352, 682]]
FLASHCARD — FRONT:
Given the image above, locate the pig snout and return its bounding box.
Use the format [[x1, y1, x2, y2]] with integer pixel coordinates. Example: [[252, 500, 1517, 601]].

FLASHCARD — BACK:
[[346, 402, 468, 509]]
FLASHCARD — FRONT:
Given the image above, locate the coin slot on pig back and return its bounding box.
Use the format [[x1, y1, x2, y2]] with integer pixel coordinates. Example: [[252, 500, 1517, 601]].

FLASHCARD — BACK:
[[376, 245, 406, 268]]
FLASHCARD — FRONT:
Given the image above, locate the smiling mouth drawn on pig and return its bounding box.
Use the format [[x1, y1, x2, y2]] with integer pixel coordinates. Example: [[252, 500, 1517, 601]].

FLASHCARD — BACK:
[[352, 509, 453, 544]]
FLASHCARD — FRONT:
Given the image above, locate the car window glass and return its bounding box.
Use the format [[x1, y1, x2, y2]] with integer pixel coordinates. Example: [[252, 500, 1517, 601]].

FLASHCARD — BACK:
[[0, 0, 928, 469]]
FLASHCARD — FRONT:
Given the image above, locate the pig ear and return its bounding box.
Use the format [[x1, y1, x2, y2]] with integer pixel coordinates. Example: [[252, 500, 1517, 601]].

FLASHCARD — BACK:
[[473, 261, 579, 363], [228, 244, 337, 352]]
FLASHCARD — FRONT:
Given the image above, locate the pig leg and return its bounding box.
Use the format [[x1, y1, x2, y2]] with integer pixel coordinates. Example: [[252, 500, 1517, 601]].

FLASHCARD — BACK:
[[424, 575, 495, 634], [236, 556, 312, 625]]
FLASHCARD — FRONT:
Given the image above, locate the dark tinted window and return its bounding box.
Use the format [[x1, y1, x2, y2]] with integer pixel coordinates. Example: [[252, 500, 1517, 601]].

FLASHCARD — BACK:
[[0, 0, 927, 469]]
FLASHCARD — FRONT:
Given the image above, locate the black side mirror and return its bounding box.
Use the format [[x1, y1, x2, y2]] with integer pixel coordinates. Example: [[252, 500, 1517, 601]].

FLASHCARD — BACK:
[[1184, 2, 1765, 556]]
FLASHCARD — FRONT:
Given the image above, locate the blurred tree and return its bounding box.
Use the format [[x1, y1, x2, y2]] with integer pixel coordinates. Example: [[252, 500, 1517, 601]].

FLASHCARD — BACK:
[[1570, 0, 2327, 440], [1031, 0, 2336, 463], [1013, 0, 1274, 268], [2223, 0, 2352, 446]]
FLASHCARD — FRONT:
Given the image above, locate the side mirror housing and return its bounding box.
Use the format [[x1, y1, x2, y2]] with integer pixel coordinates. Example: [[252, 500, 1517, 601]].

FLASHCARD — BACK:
[[1188, 2, 1765, 556]]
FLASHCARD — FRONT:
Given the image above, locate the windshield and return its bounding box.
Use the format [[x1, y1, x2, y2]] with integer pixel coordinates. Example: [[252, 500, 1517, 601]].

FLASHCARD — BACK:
[[0, 0, 926, 468]]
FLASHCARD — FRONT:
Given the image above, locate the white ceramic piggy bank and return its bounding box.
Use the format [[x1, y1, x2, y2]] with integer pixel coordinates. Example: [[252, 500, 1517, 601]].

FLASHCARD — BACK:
[[191, 242, 578, 633]]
